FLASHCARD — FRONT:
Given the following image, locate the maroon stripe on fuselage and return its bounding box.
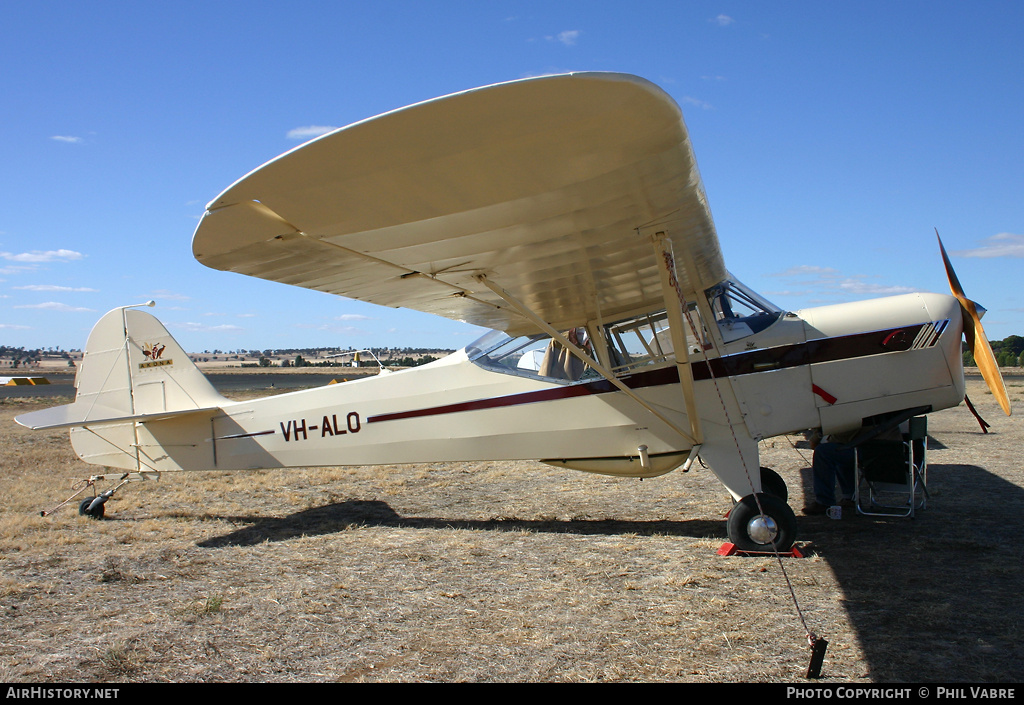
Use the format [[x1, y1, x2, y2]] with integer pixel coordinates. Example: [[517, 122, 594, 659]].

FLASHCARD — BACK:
[[366, 321, 939, 425], [700, 322, 930, 379], [367, 379, 617, 424]]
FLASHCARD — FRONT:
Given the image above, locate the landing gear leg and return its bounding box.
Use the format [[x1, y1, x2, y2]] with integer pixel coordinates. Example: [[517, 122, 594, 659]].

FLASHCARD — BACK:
[[42, 471, 157, 519]]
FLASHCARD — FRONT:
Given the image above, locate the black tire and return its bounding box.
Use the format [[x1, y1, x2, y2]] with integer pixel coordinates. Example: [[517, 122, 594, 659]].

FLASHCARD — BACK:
[[727, 493, 797, 552], [78, 497, 105, 519], [759, 466, 788, 502]]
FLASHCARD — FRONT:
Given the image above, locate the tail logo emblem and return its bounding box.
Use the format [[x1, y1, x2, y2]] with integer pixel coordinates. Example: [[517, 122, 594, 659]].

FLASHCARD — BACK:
[[140, 342, 172, 369]]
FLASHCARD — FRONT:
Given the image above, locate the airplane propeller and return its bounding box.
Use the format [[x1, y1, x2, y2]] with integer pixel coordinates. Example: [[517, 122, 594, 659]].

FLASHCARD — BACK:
[[937, 229, 1011, 416]]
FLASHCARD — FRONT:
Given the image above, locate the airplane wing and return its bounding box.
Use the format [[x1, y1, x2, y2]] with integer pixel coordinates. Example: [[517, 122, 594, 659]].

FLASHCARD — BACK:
[[192, 72, 726, 335]]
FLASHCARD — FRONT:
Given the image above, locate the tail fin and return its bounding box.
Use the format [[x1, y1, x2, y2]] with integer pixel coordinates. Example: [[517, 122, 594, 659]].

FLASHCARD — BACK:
[[16, 306, 227, 430]]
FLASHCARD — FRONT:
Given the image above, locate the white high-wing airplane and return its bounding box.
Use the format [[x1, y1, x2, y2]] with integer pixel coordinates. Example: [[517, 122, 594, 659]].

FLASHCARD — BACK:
[[17, 73, 1010, 552]]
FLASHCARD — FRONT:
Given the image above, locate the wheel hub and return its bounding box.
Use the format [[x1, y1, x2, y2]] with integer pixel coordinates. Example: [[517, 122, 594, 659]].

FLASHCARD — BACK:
[[747, 514, 779, 545]]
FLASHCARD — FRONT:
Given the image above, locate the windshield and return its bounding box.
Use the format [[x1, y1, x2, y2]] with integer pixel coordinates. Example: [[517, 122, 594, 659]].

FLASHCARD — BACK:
[[705, 275, 783, 343]]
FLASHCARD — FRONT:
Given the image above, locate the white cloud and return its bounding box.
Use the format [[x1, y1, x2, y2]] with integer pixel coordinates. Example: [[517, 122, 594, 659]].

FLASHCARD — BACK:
[[712, 15, 734, 27], [834, 277, 917, 296], [286, 125, 339, 140], [769, 265, 840, 278], [0, 249, 84, 263], [766, 266, 917, 299], [149, 289, 191, 301], [542, 30, 581, 46], [14, 301, 94, 312], [952, 233, 1024, 259], [681, 96, 713, 110], [0, 323, 31, 330], [172, 322, 244, 333], [51, 135, 83, 144], [14, 284, 97, 292], [557, 30, 581, 46], [336, 314, 372, 321]]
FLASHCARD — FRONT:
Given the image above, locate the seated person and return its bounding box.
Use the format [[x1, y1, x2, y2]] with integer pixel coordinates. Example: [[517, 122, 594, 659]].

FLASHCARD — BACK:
[[803, 429, 858, 515], [803, 425, 901, 515], [539, 327, 589, 381]]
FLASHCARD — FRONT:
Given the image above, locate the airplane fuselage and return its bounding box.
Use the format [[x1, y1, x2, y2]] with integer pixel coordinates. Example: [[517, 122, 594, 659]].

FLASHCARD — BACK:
[[67, 291, 966, 502]]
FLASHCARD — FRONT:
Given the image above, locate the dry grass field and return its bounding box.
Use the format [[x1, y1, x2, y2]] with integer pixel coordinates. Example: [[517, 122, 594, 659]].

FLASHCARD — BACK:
[[0, 375, 1021, 683]]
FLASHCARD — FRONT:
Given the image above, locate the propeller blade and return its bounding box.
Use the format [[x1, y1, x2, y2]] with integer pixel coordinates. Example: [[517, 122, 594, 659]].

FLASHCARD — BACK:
[[937, 230, 1011, 416]]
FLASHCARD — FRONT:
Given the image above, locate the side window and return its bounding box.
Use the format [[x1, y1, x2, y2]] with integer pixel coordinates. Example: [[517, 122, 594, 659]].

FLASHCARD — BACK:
[[601, 306, 716, 374], [468, 329, 597, 383], [602, 311, 672, 373]]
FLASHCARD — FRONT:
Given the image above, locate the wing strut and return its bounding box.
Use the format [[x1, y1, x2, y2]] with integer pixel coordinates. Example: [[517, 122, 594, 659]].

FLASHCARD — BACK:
[[475, 275, 699, 447], [652, 232, 703, 445]]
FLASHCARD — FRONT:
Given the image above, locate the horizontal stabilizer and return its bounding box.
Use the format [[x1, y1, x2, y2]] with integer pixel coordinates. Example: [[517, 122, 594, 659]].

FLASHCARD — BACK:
[[15, 402, 218, 431]]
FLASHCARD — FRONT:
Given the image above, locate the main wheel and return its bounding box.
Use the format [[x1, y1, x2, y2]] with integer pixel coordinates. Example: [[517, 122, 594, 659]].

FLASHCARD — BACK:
[[759, 466, 788, 502], [727, 493, 797, 552], [78, 497, 105, 519]]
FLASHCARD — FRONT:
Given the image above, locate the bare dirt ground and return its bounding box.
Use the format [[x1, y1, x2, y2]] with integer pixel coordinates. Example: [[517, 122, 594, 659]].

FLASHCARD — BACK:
[[0, 375, 1021, 683]]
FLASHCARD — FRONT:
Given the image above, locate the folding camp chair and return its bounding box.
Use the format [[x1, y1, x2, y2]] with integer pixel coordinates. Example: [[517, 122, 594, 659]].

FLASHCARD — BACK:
[[854, 416, 928, 518]]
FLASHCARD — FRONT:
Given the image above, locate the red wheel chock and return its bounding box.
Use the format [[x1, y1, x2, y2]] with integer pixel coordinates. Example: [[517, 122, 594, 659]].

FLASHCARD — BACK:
[[717, 542, 810, 557]]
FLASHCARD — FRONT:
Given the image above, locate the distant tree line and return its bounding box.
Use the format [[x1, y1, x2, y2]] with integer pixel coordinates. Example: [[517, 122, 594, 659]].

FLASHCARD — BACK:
[[0, 346, 72, 368], [247, 354, 441, 369], [963, 335, 1024, 367], [282, 354, 439, 368], [228, 346, 453, 357]]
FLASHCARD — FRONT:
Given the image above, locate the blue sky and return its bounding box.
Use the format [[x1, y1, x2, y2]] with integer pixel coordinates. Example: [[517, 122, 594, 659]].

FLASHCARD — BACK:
[[2, 2, 1022, 353]]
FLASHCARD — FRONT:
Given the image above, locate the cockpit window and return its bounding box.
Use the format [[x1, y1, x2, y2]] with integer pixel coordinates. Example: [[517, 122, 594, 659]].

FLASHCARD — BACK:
[[705, 276, 782, 343], [467, 328, 597, 383], [467, 275, 781, 382]]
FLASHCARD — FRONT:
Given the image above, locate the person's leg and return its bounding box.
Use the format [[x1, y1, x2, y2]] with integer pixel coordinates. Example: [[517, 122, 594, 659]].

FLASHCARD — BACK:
[[836, 449, 857, 504], [812, 442, 854, 505]]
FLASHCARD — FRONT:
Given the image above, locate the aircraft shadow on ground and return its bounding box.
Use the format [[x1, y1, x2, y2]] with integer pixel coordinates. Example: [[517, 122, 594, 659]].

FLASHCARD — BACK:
[[195, 501, 724, 549], [192, 444, 1022, 682], [794, 459, 1024, 682]]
